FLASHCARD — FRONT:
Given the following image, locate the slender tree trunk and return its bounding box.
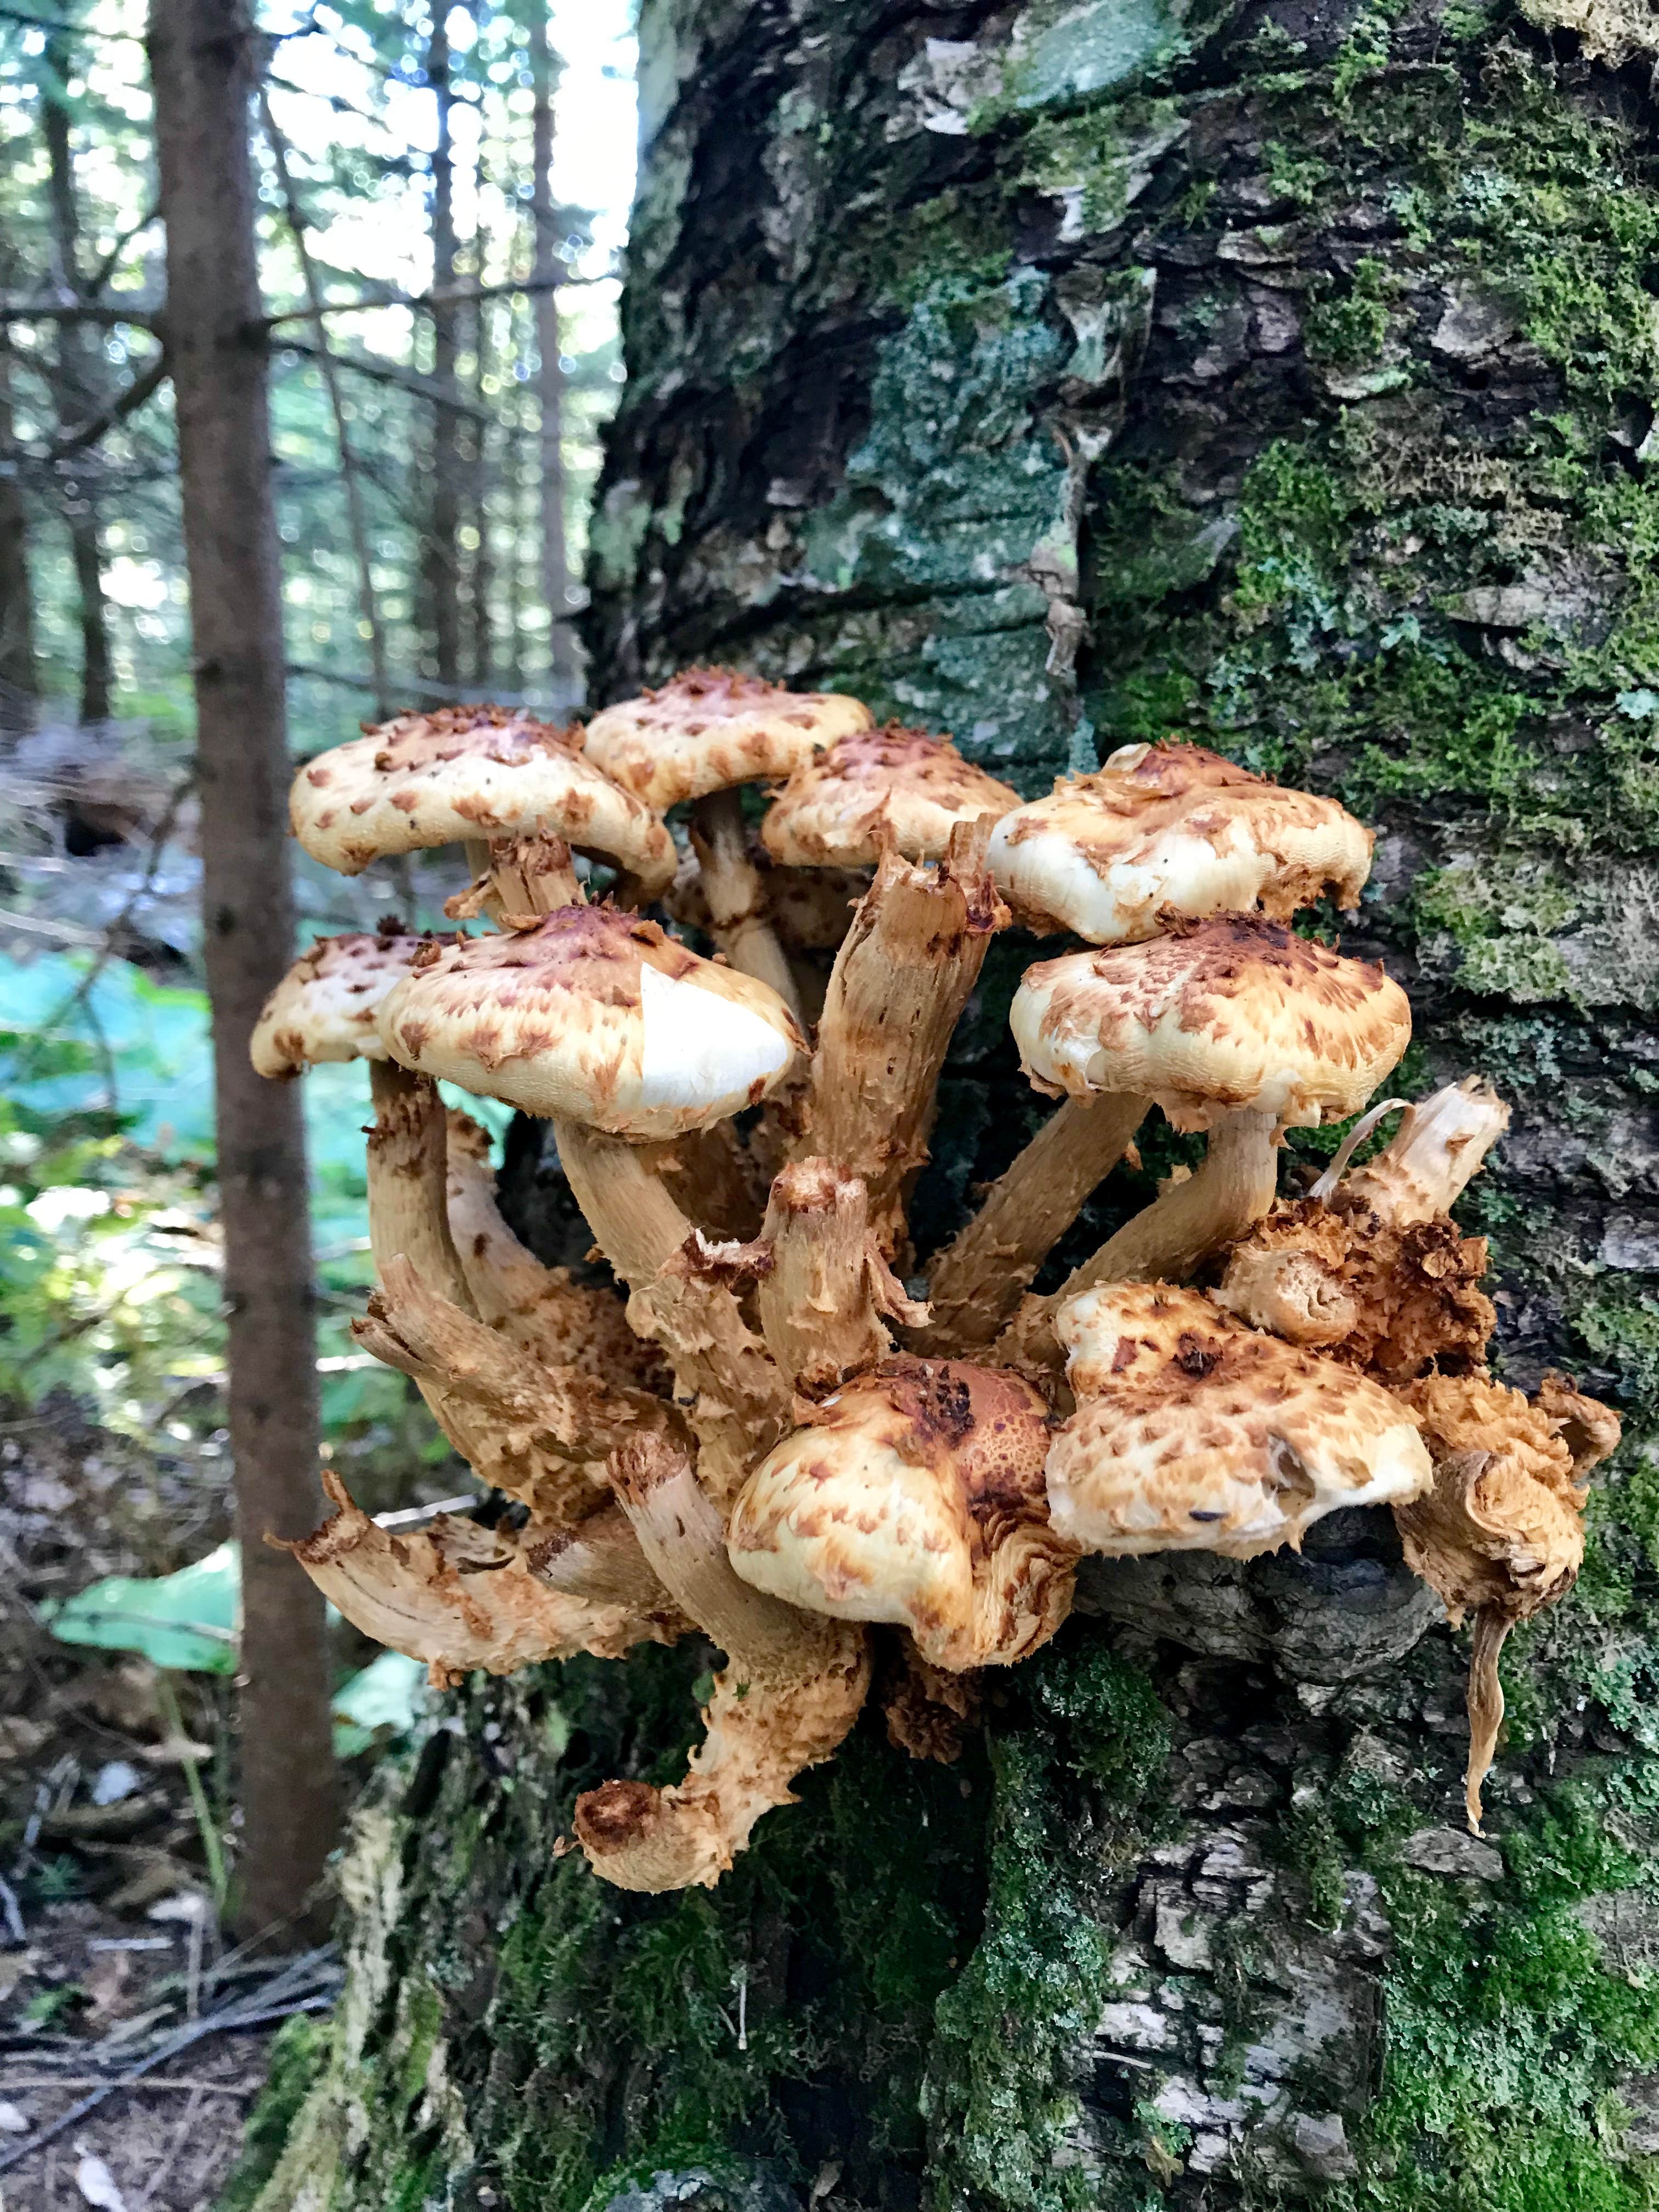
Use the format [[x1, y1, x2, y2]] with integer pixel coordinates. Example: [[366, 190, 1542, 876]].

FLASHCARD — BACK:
[[0, 331, 38, 729], [235, 0, 1659, 2200], [149, 0, 337, 1944], [43, 31, 112, 724], [530, 6, 571, 698], [422, 13, 462, 690], [468, 238, 494, 686]]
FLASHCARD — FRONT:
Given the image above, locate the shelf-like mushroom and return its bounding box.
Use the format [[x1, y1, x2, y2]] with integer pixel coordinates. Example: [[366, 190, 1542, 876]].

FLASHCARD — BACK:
[[251, 920, 444, 1078], [1397, 1369, 1619, 1830], [1046, 1280, 1431, 1556], [987, 738, 1373, 943], [289, 703, 674, 916], [571, 1430, 870, 1892], [997, 917, 1410, 1364], [276, 1470, 687, 1686], [760, 724, 1019, 869], [584, 668, 872, 1012], [727, 1355, 1075, 1670]]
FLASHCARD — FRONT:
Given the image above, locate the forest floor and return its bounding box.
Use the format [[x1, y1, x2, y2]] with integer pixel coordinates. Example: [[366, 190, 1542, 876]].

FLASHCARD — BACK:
[[0, 1395, 341, 2212]]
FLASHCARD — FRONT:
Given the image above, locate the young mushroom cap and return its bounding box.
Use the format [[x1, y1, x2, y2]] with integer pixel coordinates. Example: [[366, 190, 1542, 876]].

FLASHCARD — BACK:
[[988, 739, 1374, 943], [251, 922, 439, 1077], [1047, 1281, 1432, 1558], [760, 725, 1020, 870], [376, 905, 805, 1139], [582, 666, 872, 811], [728, 1356, 1074, 1671], [1011, 916, 1410, 1132], [290, 705, 675, 891]]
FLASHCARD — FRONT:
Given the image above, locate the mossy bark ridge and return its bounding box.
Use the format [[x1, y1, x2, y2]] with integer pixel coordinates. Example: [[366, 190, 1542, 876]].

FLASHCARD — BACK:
[[235, 1, 1659, 2206]]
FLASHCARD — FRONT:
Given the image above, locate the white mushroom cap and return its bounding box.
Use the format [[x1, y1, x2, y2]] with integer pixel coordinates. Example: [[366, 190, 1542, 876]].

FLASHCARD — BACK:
[[1047, 1280, 1431, 1557], [760, 725, 1019, 869], [376, 905, 805, 1139], [988, 740, 1374, 942], [251, 923, 438, 1077], [583, 667, 872, 812], [1010, 916, 1410, 1132], [290, 706, 675, 891], [727, 1356, 1073, 1670]]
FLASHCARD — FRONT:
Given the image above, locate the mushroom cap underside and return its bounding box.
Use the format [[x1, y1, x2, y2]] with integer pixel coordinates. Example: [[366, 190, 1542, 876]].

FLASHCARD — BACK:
[[376, 903, 805, 1137], [1010, 915, 1410, 1129]]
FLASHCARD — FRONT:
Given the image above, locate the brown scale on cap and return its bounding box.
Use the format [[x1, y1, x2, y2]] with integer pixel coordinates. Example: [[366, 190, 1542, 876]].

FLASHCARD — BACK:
[[1396, 1368, 1620, 1831], [760, 723, 1020, 870], [727, 1354, 1076, 1671], [989, 739, 1373, 944], [250, 924, 451, 1079], [1013, 917, 1410, 1130], [583, 664, 873, 813], [289, 704, 674, 889]]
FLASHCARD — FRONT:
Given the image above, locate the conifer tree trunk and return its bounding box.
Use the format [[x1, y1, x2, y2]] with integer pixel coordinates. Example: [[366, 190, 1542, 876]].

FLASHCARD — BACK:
[[239, 0, 1659, 2201], [0, 324, 38, 727], [422, 12, 462, 690], [149, 0, 337, 1944], [531, 5, 571, 698]]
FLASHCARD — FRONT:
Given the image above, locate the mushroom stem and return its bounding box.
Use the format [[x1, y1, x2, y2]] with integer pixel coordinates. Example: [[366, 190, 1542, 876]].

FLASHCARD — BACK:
[[354, 1252, 673, 1523], [640, 1120, 768, 1241], [1465, 1605, 1510, 1835], [915, 1093, 1151, 1352], [571, 1431, 870, 1892], [449, 833, 582, 930], [367, 1060, 475, 1313], [526, 1502, 677, 1613], [690, 788, 803, 1018], [1333, 1076, 1510, 1227], [797, 819, 1005, 1257], [996, 1108, 1280, 1368], [556, 1120, 793, 1503], [756, 1158, 926, 1393]]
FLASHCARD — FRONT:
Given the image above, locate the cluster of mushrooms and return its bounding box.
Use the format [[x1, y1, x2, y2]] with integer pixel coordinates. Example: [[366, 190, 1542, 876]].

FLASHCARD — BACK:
[[251, 672, 1620, 1889]]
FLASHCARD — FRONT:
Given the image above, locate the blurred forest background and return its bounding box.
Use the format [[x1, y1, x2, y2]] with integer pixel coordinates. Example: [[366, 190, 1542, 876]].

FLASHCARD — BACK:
[[0, 5, 635, 2198]]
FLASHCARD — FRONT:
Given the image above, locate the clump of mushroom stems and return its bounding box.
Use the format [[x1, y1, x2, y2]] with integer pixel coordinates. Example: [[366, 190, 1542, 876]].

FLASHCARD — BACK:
[[264, 686, 1616, 1892]]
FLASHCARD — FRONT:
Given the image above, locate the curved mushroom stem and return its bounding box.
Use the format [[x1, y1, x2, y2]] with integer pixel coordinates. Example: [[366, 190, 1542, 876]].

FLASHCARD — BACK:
[[526, 1502, 676, 1613], [368, 1060, 475, 1314], [1334, 1076, 1510, 1227], [571, 1431, 870, 1892], [915, 1093, 1150, 1353], [756, 1157, 927, 1393], [272, 1469, 685, 1684], [555, 1120, 793, 1503], [640, 1120, 768, 1241], [795, 819, 1005, 1259], [452, 833, 581, 930], [690, 788, 803, 1019], [354, 1252, 674, 1523], [1465, 1606, 1510, 1835], [996, 1108, 1281, 1368]]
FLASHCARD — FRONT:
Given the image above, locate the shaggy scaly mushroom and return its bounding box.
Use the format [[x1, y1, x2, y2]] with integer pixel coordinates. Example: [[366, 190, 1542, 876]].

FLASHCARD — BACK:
[[250, 919, 445, 1077], [760, 723, 1019, 869]]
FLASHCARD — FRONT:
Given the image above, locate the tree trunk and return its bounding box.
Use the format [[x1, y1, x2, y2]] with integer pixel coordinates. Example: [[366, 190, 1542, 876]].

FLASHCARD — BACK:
[[149, 0, 337, 1944], [422, 12, 462, 691], [531, 6, 572, 699], [235, 0, 1659, 2200], [43, 31, 114, 724], [0, 326, 38, 727]]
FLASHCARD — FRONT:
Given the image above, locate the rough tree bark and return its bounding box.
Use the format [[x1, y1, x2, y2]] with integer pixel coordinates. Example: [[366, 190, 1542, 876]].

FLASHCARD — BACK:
[[238, 0, 1659, 2203], [149, 0, 337, 1942]]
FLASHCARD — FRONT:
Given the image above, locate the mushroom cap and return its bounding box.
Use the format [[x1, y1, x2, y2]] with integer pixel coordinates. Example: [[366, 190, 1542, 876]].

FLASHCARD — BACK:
[[1010, 915, 1410, 1131], [582, 667, 873, 812], [988, 740, 1374, 941], [760, 725, 1020, 868], [290, 706, 675, 890], [727, 1356, 1075, 1670], [376, 905, 806, 1139], [251, 924, 438, 1077], [1047, 1281, 1431, 1558]]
